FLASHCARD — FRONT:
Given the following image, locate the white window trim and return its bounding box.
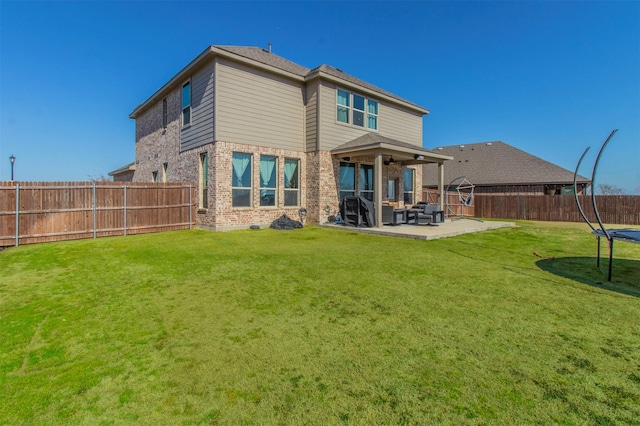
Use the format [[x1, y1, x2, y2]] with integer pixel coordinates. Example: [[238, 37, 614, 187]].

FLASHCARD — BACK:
[[259, 155, 278, 208], [232, 152, 253, 208], [182, 80, 191, 128], [199, 153, 208, 209], [335, 87, 379, 131], [284, 158, 300, 207], [404, 167, 415, 205]]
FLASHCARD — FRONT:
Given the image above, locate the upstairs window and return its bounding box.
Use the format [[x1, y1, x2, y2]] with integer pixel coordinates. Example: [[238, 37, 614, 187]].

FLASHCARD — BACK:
[[353, 94, 365, 127], [162, 98, 168, 128], [336, 89, 378, 130], [182, 81, 191, 127], [337, 89, 350, 124], [367, 100, 378, 130], [162, 162, 168, 182]]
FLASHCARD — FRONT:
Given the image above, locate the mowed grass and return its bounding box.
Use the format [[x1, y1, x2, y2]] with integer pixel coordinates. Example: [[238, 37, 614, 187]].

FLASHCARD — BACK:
[[1, 221, 639, 424]]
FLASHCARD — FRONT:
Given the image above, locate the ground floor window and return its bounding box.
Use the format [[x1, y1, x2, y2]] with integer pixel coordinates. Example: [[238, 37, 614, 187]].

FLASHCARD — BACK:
[[232, 152, 252, 207], [339, 162, 356, 201], [388, 178, 398, 201], [200, 153, 208, 208], [284, 158, 300, 206], [360, 164, 374, 201], [404, 167, 414, 205], [260, 155, 277, 207]]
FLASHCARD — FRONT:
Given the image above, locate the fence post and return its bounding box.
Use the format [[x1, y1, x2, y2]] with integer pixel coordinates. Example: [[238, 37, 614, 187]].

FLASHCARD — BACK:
[[189, 184, 192, 229], [93, 182, 97, 239], [124, 185, 127, 236], [15, 183, 20, 247]]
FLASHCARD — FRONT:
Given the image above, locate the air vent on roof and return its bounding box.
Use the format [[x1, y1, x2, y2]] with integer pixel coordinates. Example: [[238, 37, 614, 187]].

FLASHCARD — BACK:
[[459, 145, 464, 150], [336, 68, 343, 73], [486, 142, 492, 146], [437, 147, 443, 150]]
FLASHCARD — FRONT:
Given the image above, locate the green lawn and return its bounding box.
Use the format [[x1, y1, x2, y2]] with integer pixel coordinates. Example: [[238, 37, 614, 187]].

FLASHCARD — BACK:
[[1, 221, 639, 424]]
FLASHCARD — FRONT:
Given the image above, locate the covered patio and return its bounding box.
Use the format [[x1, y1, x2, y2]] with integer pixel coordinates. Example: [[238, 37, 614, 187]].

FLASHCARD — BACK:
[[332, 134, 453, 228]]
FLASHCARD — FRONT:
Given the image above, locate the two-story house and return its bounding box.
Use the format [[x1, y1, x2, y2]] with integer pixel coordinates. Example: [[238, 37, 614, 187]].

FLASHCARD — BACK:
[[126, 45, 452, 229]]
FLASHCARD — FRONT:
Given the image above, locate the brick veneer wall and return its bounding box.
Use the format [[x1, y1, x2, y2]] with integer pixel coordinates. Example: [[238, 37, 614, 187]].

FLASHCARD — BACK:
[[112, 170, 134, 182], [133, 87, 424, 229], [133, 88, 182, 183], [210, 142, 310, 230]]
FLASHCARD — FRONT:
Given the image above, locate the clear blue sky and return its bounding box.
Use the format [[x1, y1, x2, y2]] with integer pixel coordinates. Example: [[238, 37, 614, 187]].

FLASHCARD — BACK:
[[1, 1, 639, 193]]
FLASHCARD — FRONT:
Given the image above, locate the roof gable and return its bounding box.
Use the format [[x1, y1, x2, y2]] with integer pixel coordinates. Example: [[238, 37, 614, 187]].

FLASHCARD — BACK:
[[423, 141, 590, 186]]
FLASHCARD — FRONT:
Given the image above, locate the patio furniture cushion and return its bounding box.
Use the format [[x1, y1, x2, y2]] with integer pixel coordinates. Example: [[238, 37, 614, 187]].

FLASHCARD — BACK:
[[411, 202, 444, 224]]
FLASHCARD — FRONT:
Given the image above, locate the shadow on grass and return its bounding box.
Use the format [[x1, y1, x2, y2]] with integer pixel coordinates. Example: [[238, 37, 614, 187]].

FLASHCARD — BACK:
[[536, 257, 640, 298]]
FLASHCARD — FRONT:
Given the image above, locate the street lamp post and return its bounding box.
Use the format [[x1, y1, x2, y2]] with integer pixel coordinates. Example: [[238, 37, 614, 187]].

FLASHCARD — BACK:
[[9, 155, 15, 181]]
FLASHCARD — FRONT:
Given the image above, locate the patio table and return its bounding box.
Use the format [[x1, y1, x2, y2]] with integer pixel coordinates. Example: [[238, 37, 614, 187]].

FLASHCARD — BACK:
[[406, 208, 421, 225]]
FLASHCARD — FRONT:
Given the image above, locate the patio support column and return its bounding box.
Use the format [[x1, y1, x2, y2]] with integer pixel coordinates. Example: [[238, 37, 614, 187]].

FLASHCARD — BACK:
[[438, 162, 445, 212], [374, 152, 383, 227]]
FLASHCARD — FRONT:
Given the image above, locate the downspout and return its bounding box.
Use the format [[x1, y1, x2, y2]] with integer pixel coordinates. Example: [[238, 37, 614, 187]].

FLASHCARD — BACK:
[[438, 162, 445, 213], [374, 152, 383, 227]]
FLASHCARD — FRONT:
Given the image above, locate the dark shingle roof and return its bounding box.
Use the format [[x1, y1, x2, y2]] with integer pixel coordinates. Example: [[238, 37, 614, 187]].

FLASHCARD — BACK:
[[422, 141, 590, 187], [214, 45, 311, 76], [333, 133, 436, 154]]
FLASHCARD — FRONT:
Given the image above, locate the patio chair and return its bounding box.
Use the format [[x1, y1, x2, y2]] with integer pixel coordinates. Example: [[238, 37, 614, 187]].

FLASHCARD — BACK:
[[408, 202, 444, 225], [382, 205, 406, 226]]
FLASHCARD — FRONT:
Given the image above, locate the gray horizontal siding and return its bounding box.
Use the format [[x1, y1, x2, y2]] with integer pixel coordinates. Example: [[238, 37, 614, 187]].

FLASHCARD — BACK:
[[305, 80, 318, 152], [317, 82, 424, 151], [318, 82, 369, 151], [181, 61, 215, 152], [216, 58, 305, 151], [378, 102, 422, 145]]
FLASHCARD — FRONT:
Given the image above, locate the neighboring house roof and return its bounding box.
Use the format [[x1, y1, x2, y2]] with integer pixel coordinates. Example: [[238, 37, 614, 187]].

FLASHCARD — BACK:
[[422, 141, 590, 187], [332, 133, 452, 164], [130, 45, 428, 119], [108, 162, 136, 176]]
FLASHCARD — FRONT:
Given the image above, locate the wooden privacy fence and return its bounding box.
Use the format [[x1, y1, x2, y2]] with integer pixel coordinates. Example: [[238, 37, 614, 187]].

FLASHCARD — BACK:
[[423, 189, 476, 218], [473, 194, 640, 225], [0, 181, 197, 247]]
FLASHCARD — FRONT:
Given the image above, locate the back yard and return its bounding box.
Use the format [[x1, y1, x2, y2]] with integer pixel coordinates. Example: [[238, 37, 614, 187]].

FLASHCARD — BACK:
[[1, 221, 639, 424]]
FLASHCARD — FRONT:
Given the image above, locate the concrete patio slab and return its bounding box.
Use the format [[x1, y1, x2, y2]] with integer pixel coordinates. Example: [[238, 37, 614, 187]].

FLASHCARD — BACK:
[[320, 218, 516, 240]]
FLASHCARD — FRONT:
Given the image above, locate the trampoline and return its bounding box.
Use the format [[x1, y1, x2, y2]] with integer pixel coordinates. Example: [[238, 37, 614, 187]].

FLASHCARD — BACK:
[[574, 129, 640, 281]]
